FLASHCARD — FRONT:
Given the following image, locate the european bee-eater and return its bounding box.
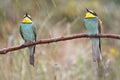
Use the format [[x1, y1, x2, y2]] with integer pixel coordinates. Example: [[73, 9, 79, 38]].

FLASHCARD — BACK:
[[84, 8, 102, 62], [20, 13, 36, 66]]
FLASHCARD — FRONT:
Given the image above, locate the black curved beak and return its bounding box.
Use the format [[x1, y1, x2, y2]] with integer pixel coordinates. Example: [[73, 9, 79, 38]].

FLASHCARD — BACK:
[[86, 8, 90, 12], [25, 12, 28, 17]]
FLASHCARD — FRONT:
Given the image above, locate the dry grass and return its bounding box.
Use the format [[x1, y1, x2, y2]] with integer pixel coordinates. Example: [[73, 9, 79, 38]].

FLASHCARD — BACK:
[[0, 0, 120, 80]]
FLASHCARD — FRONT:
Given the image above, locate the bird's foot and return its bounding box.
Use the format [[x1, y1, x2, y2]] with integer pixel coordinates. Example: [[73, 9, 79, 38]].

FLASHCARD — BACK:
[[21, 44, 26, 48]]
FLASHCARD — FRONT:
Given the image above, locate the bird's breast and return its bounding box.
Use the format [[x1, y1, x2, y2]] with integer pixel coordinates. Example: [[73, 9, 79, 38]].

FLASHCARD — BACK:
[[20, 23, 35, 42], [84, 18, 99, 35]]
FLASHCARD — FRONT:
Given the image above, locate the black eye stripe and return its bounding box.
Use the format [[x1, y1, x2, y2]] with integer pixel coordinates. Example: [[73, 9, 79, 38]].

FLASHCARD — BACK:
[[27, 16, 32, 20], [23, 16, 32, 20], [86, 8, 98, 16], [90, 11, 93, 14], [89, 11, 97, 16]]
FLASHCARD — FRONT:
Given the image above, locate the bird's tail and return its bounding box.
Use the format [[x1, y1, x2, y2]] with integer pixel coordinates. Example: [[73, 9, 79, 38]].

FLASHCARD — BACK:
[[91, 38, 105, 78], [29, 45, 35, 67], [91, 38, 102, 62]]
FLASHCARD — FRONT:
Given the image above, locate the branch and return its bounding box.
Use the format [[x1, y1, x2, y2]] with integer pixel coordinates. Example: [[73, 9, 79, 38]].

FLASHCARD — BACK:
[[0, 33, 120, 54]]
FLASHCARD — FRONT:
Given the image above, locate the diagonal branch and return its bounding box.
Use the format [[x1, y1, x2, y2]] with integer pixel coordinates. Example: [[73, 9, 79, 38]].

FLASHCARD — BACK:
[[0, 33, 120, 54]]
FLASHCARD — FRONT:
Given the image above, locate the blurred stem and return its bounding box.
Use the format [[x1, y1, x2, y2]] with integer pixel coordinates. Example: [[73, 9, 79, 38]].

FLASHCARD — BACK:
[[39, 12, 54, 33], [54, 63, 60, 80], [51, 0, 57, 7]]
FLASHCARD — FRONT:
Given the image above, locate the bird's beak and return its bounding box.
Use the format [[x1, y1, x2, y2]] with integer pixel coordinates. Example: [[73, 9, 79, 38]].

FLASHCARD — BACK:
[[86, 8, 90, 12], [25, 12, 28, 17]]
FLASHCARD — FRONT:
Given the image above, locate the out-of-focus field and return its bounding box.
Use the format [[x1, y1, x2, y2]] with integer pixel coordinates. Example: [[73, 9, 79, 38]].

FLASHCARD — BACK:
[[0, 0, 120, 80]]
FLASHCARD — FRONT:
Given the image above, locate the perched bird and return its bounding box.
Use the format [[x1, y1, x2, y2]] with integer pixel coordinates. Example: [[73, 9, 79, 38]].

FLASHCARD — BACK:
[[84, 8, 102, 62], [20, 13, 36, 66]]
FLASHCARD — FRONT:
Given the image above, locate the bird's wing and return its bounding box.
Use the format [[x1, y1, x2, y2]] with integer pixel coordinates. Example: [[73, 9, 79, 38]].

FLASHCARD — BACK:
[[98, 19, 102, 52], [98, 19, 102, 34], [20, 26, 25, 40], [32, 25, 36, 54], [32, 25, 36, 41]]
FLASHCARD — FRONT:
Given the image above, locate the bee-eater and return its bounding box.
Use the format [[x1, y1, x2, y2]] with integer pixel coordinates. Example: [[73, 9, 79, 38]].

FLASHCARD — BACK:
[[20, 13, 36, 66], [84, 8, 102, 63]]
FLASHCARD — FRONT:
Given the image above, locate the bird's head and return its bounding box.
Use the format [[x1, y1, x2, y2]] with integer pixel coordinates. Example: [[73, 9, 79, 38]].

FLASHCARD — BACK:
[[85, 8, 98, 18], [22, 12, 32, 23]]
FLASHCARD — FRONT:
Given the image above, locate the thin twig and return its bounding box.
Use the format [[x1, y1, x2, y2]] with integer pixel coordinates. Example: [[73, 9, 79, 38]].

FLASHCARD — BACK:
[[0, 33, 120, 54]]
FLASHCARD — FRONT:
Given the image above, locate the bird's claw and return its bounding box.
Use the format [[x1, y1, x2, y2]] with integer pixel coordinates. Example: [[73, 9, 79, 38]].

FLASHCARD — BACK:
[[21, 44, 26, 48]]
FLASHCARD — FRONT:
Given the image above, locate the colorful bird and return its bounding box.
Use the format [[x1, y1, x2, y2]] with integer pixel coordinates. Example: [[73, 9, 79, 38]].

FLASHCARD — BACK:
[[84, 8, 102, 62], [20, 13, 36, 66]]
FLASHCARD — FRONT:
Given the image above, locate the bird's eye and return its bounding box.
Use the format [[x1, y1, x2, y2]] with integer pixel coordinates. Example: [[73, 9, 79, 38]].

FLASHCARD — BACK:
[[92, 12, 97, 16]]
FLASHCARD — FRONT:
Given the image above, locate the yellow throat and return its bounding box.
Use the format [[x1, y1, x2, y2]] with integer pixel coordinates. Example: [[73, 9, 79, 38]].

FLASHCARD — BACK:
[[85, 12, 96, 18], [22, 17, 32, 23]]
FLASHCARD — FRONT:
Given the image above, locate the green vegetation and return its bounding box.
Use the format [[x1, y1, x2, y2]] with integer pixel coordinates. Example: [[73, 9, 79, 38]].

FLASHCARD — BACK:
[[0, 0, 120, 80]]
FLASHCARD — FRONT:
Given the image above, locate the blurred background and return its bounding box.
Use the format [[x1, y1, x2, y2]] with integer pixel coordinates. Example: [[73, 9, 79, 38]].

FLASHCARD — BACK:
[[0, 0, 120, 80]]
